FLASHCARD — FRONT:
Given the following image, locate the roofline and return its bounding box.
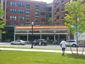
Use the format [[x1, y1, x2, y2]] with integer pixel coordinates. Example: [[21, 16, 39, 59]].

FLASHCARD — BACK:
[[16, 26, 67, 29]]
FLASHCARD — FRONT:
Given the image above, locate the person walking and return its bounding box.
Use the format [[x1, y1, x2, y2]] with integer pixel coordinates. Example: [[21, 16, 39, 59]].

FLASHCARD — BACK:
[[60, 40, 67, 56]]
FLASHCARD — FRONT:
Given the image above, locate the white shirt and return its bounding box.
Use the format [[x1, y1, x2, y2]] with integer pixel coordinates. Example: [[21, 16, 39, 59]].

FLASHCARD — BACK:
[[60, 40, 67, 48]]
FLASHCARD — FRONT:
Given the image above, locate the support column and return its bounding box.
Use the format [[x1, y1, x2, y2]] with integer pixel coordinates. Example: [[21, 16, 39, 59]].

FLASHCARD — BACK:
[[40, 31, 42, 39], [66, 34, 68, 41], [58, 34, 60, 44], [27, 30, 29, 42], [14, 27, 16, 41], [54, 31, 56, 41]]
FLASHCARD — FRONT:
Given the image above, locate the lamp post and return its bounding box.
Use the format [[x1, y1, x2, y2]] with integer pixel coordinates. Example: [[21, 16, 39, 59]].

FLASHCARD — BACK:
[[31, 22, 34, 48]]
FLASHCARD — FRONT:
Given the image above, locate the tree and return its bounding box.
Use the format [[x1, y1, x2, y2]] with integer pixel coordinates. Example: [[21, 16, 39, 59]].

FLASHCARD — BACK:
[[64, 0, 85, 54], [0, 4, 5, 41]]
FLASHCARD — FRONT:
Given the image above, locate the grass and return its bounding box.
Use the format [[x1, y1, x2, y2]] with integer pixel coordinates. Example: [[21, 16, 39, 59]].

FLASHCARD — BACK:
[[0, 51, 85, 64]]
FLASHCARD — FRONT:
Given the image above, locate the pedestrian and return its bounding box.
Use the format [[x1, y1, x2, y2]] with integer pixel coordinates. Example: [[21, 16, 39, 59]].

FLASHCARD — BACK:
[[60, 40, 67, 56]]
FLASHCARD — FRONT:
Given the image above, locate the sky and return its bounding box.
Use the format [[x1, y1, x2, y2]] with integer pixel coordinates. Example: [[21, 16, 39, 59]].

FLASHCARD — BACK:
[[33, 0, 53, 3]]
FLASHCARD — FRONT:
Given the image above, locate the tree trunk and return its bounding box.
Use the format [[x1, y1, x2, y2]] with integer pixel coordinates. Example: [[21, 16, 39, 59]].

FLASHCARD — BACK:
[[82, 41, 85, 55], [69, 30, 73, 54]]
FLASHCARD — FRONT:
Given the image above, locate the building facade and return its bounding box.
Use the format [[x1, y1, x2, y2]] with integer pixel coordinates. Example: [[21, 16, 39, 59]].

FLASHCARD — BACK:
[[14, 26, 68, 44], [1, 0, 70, 42], [46, 3, 52, 25], [1, 0, 53, 42], [52, 0, 70, 25], [4, 0, 48, 26]]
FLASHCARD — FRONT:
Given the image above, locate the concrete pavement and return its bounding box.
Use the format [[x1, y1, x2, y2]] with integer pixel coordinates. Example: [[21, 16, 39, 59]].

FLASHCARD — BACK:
[[0, 43, 85, 51], [0, 48, 85, 55]]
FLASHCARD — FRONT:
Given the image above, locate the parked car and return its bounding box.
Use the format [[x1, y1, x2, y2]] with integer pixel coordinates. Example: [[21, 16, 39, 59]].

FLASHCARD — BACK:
[[25, 40, 30, 44], [33, 39, 47, 46], [33, 39, 38, 45], [10, 40, 26, 45], [66, 40, 77, 47], [53, 40, 58, 45]]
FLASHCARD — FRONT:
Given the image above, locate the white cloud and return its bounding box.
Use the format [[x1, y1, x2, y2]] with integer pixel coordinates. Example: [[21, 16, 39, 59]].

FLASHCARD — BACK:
[[33, 0, 53, 3]]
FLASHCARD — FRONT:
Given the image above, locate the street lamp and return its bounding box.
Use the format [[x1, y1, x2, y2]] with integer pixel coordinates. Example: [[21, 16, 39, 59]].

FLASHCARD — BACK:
[[31, 22, 34, 48]]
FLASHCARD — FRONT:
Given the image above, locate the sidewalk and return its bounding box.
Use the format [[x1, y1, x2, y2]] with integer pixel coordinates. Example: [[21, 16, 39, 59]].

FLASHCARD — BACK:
[[0, 48, 85, 54]]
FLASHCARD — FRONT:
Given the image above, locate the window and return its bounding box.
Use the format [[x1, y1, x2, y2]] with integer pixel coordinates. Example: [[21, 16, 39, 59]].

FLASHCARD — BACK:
[[61, 8, 64, 11], [10, 1, 24, 7], [61, 16, 64, 19], [10, 16, 12, 20], [41, 12, 45, 15], [56, 8, 59, 12], [61, 0, 64, 3], [18, 10, 24, 14], [22, 17, 25, 20], [48, 14, 51, 17], [18, 16, 25, 21], [10, 16, 17, 20], [35, 5, 39, 9], [47, 7, 51, 11], [26, 17, 30, 21], [10, 9, 24, 14], [10, 2, 13, 6], [41, 18, 45, 21], [57, 16, 59, 19], [35, 11, 39, 16], [26, 4, 30, 9], [7, 2, 10, 6], [10, 9, 17, 14], [26, 10, 30, 15], [10, 2, 17, 6], [35, 8, 40, 12], [17, 2, 24, 7]]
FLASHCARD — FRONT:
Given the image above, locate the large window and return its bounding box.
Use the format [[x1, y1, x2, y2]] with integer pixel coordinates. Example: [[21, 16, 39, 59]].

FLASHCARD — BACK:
[[18, 16, 25, 21], [10, 2, 17, 6], [10, 9, 24, 14], [18, 10, 24, 14], [9, 1, 24, 7], [10, 9, 17, 14], [17, 2, 24, 7], [10, 16, 17, 20]]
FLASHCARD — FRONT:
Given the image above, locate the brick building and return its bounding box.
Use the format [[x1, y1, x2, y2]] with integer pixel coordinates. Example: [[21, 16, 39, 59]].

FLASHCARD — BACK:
[[46, 3, 52, 25], [0, 0, 53, 41], [3, 0, 48, 26], [52, 0, 70, 25]]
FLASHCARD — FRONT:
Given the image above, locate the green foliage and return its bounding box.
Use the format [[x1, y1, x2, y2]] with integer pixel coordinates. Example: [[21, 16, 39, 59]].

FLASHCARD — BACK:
[[64, 0, 85, 34], [0, 4, 5, 33]]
